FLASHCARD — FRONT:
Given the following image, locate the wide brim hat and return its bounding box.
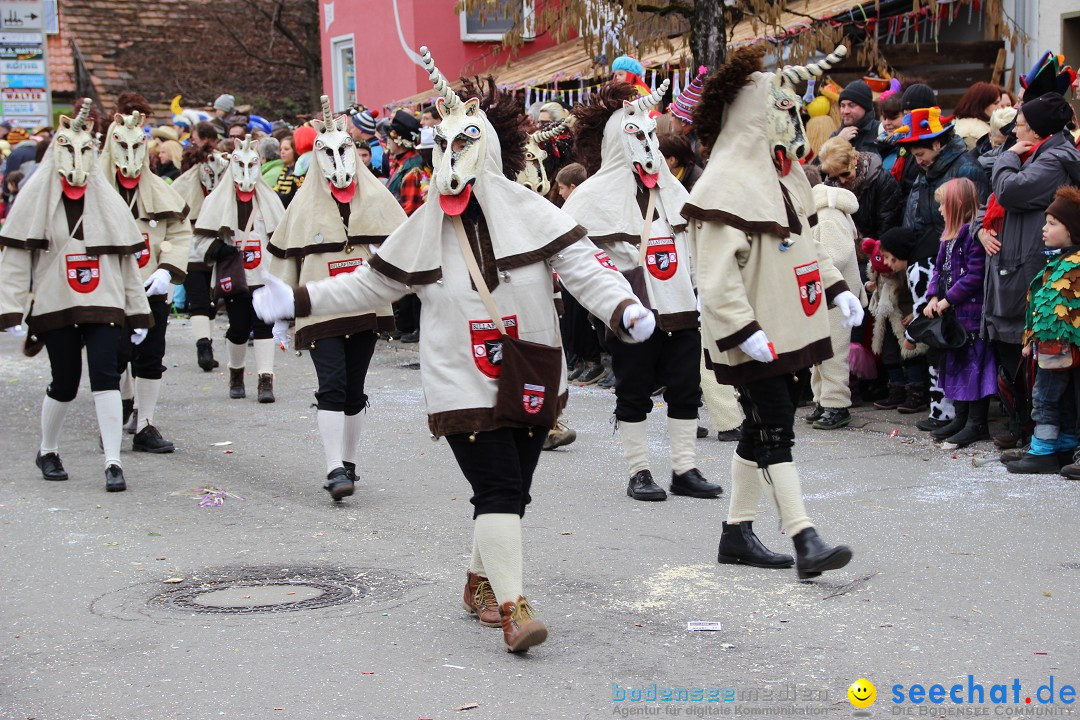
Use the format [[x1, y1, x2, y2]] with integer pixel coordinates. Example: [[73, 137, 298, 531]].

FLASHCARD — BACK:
[[894, 107, 954, 144], [390, 109, 421, 147]]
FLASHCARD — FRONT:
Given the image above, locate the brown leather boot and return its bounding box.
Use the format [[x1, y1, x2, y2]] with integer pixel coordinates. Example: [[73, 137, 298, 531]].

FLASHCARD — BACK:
[[462, 571, 501, 627], [229, 367, 245, 399], [257, 373, 275, 403], [499, 596, 548, 653]]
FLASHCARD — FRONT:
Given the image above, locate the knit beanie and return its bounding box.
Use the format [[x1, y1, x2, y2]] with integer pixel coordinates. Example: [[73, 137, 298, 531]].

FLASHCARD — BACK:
[[839, 80, 874, 113], [861, 237, 891, 274], [1020, 92, 1074, 138], [901, 84, 936, 112], [878, 226, 919, 261], [352, 109, 377, 134], [669, 66, 707, 124], [612, 55, 644, 78], [1047, 186, 1080, 244], [214, 94, 235, 114]]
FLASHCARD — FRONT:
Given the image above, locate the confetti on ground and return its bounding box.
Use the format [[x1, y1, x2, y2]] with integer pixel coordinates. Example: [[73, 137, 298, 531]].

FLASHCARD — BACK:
[[211, 441, 233, 446], [687, 621, 723, 632], [163, 578, 183, 584], [174, 486, 246, 507]]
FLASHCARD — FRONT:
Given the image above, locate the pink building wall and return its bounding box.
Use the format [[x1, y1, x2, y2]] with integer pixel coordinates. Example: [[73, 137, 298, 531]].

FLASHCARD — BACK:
[[320, 0, 559, 112]]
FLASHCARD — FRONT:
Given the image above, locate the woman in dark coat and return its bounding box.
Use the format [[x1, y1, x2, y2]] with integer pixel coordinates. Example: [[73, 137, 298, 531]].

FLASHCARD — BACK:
[[820, 137, 904, 239]]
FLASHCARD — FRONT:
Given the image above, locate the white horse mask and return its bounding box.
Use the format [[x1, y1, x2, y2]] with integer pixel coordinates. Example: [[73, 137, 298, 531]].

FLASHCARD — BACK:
[[200, 151, 230, 195], [620, 79, 669, 188], [517, 121, 567, 195], [231, 134, 261, 199], [54, 99, 96, 198], [311, 94, 357, 203], [421, 46, 486, 216], [108, 111, 148, 189], [770, 46, 847, 175]]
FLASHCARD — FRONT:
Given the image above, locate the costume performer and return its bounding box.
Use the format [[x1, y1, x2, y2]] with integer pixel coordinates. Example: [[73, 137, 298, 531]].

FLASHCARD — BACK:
[[0, 102, 152, 492], [173, 147, 231, 371], [685, 46, 863, 579], [267, 97, 407, 502], [100, 111, 193, 453], [193, 135, 285, 403], [253, 51, 653, 653], [562, 80, 723, 502]]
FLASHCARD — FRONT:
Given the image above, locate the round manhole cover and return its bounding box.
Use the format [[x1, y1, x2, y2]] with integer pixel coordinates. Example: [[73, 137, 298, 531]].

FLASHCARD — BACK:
[[151, 568, 362, 615]]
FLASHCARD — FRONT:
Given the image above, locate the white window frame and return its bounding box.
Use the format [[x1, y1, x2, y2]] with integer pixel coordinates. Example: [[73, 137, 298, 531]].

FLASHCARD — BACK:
[[329, 33, 356, 111], [460, 0, 534, 42]]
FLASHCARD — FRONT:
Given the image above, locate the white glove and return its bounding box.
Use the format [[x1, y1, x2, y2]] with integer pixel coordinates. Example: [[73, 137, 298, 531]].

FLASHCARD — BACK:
[[622, 304, 655, 343], [833, 290, 865, 329], [5, 325, 26, 338], [273, 319, 290, 350], [252, 272, 295, 324], [131, 328, 148, 345], [143, 268, 172, 297], [739, 330, 776, 363]]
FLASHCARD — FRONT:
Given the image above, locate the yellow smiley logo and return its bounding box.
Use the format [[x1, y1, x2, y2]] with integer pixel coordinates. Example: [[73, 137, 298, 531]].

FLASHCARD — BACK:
[[848, 678, 876, 709]]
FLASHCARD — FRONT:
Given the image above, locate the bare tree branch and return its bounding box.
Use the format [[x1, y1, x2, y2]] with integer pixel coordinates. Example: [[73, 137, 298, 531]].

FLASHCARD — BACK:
[[212, 11, 307, 70], [635, 2, 694, 18]]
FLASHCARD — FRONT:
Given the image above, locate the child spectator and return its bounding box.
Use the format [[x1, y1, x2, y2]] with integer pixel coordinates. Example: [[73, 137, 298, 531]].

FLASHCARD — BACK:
[[1, 169, 23, 221], [922, 178, 996, 448], [554, 162, 586, 205], [1010, 186, 1080, 475]]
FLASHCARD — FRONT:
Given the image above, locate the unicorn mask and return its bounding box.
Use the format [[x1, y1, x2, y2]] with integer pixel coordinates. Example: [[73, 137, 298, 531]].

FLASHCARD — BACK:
[[621, 79, 669, 188], [518, 122, 567, 194], [420, 46, 486, 216], [200, 151, 230, 194], [231, 134, 261, 199], [770, 46, 847, 173], [312, 94, 357, 203], [54, 99, 96, 198], [108, 111, 148, 189]]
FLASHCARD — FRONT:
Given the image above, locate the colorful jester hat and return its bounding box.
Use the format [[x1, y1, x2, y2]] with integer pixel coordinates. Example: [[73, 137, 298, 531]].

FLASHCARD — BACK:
[[1021, 51, 1077, 101]]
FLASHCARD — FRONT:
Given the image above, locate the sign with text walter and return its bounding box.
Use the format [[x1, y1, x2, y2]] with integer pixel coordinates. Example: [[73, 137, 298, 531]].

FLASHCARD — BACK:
[[0, 0, 45, 30]]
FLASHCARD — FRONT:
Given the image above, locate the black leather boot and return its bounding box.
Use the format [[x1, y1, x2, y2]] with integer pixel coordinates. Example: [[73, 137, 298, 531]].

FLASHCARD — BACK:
[[930, 401, 968, 440], [626, 470, 666, 501], [717, 521, 794, 568], [792, 527, 852, 580], [670, 468, 723, 498], [942, 397, 990, 449], [324, 467, 354, 501], [257, 373, 275, 403], [105, 464, 127, 492], [197, 338, 218, 372], [343, 461, 357, 484], [35, 451, 68, 481], [229, 368, 245, 399]]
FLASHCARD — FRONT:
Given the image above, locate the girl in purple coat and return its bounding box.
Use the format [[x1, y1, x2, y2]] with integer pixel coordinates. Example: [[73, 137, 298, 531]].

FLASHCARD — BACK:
[[923, 178, 998, 449]]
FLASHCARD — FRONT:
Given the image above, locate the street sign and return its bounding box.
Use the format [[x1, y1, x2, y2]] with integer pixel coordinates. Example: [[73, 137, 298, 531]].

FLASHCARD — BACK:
[[0, 44, 41, 60], [1, 72, 44, 87], [0, 30, 40, 43], [0, 0, 44, 30], [2, 100, 46, 114]]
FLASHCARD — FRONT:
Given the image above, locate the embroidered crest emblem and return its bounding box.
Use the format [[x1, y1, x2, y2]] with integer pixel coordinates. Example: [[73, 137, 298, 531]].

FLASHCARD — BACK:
[[469, 315, 519, 379], [328, 258, 363, 276], [522, 383, 545, 414], [135, 233, 151, 268], [242, 239, 262, 270], [795, 261, 823, 316], [220, 275, 233, 293], [595, 250, 617, 270], [66, 254, 100, 293], [645, 236, 677, 280]]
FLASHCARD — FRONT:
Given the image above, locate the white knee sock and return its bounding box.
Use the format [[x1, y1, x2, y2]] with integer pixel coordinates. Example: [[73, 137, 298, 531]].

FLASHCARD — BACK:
[[469, 535, 486, 576], [473, 513, 523, 605], [342, 412, 364, 467], [135, 378, 161, 430], [317, 410, 345, 475], [227, 340, 246, 370], [760, 462, 813, 536], [727, 454, 762, 523], [253, 338, 275, 376], [93, 390, 123, 468], [191, 314, 211, 342], [119, 369, 134, 402], [618, 419, 649, 475], [40, 396, 71, 454], [667, 416, 698, 474]]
